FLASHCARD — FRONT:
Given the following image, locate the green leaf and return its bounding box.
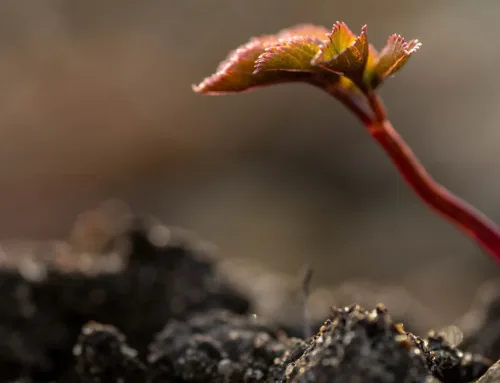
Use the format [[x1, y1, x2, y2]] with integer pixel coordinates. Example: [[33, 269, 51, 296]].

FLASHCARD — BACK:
[[362, 45, 379, 83], [311, 23, 369, 88], [193, 24, 330, 94], [254, 36, 324, 74], [371, 34, 421, 88], [312, 22, 357, 61]]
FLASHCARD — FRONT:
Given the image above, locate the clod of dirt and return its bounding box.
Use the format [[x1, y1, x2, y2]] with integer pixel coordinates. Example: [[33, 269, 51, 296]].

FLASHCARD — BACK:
[[0, 203, 250, 382], [74, 321, 147, 382], [272, 304, 430, 383], [411, 330, 491, 382], [147, 309, 301, 382], [273, 304, 491, 383]]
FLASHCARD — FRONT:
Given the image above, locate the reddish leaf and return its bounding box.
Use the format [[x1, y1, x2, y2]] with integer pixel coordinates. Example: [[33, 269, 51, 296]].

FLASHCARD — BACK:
[[193, 36, 275, 94], [193, 24, 330, 94], [371, 34, 421, 88]]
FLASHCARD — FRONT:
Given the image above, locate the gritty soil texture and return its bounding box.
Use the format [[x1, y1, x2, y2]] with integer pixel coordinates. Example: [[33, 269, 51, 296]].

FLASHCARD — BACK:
[[0, 204, 497, 382], [73, 305, 491, 383], [0, 205, 249, 382]]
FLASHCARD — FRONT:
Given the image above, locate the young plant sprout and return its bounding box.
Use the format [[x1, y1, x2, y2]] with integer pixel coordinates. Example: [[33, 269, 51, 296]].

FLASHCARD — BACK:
[[193, 22, 500, 264]]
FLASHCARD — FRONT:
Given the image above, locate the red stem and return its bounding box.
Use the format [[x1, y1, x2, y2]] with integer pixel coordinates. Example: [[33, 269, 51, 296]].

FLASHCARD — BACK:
[[366, 94, 500, 264]]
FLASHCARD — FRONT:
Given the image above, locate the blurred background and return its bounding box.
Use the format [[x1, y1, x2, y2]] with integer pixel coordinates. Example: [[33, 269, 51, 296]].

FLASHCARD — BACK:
[[0, 0, 499, 330]]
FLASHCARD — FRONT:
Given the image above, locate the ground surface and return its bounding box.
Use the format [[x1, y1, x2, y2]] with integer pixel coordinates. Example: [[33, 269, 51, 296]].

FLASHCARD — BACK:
[[0, 204, 498, 382]]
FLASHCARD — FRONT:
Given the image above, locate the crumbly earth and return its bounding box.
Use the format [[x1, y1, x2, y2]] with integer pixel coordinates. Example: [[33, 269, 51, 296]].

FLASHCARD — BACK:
[[271, 305, 491, 383], [74, 321, 147, 382], [148, 309, 300, 382], [74, 306, 491, 383], [0, 209, 249, 382], [0, 204, 495, 382], [414, 330, 492, 382], [271, 304, 430, 383]]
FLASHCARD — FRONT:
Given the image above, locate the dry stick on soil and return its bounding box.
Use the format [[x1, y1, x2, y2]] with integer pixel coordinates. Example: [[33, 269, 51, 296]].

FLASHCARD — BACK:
[[300, 266, 314, 339], [193, 21, 500, 264]]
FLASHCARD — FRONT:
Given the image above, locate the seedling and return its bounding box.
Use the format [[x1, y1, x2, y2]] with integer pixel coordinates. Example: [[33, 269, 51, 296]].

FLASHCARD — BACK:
[[193, 22, 500, 265]]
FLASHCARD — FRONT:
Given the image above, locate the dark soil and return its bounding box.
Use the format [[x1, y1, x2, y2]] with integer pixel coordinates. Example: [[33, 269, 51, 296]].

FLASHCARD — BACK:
[[0, 205, 249, 382], [0, 203, 497, 382]]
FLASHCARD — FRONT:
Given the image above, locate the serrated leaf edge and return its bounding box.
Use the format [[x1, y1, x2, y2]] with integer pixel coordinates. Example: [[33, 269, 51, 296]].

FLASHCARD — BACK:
[[310, 22, 356, 66], [193, 25, 330, 94], [192, 37, 271, 94], [311, 24, 368, 75], [375, 34, 421, 79]]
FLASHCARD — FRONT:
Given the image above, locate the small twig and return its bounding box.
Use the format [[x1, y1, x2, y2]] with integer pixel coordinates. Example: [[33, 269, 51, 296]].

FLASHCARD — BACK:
[[300, 266, 314, 339]]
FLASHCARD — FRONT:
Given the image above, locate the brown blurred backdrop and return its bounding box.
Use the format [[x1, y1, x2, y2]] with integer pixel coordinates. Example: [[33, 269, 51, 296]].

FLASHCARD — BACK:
[[0, 0, 499, 329]]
